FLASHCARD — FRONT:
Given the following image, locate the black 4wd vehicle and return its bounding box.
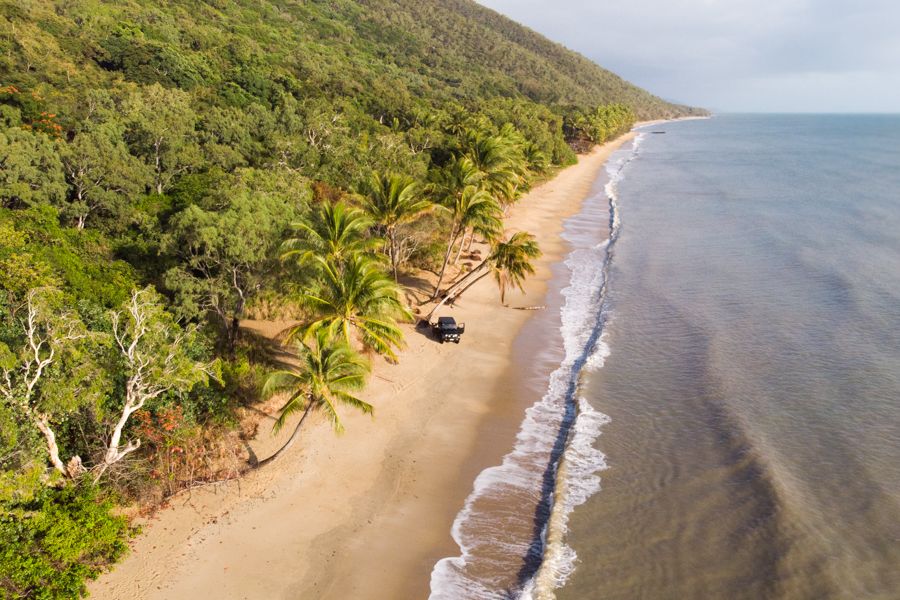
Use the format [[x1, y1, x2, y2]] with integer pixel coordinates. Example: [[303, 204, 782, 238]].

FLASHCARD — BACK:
[[432, 316, 465, 343]]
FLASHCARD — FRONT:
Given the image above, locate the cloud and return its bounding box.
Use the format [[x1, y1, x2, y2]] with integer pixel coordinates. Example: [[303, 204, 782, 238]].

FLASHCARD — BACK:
[[477, 0, 900, 112]]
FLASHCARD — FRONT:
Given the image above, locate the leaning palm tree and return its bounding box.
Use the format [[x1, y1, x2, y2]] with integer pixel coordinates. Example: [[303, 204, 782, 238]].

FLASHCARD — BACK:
[[491, 231, 542, 304], [431, 159, 503, 299], [257, 327, 371, 466], [358, 171, 432, 281], [426, 231, 541, 319], [291, 255, 412, 362], [281, 200, 379, 270]]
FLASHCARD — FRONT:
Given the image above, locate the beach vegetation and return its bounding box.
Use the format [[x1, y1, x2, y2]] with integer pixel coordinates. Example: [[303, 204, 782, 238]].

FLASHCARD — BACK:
[[357, 172, 432, 281], [290, 256, 412, 363], [0, 0, 702, 591], [258, 326, 371, 467], [0, 483, 130, 600]]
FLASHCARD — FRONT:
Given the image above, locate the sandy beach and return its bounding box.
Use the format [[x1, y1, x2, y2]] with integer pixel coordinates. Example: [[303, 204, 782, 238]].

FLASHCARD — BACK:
[[88, 131, 636, 600]]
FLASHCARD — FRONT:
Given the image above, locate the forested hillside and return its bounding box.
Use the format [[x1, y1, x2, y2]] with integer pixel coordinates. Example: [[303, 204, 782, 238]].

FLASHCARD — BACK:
[[0, 0, 701, 596]]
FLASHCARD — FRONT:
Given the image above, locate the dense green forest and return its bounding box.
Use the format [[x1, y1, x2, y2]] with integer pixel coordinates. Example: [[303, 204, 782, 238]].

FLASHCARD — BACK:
[[0, 0, 702, 596]]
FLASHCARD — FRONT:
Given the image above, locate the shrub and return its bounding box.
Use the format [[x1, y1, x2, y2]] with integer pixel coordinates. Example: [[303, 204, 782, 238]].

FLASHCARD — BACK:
[[0, 484, 131, 599]]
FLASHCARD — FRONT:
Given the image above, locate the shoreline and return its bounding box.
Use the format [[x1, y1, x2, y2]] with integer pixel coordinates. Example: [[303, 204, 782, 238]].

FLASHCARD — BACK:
[[88, 131, 637, 600]]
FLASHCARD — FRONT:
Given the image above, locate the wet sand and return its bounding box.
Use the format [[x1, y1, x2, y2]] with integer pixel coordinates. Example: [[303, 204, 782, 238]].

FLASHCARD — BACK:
[[88, 131, 636, 600]]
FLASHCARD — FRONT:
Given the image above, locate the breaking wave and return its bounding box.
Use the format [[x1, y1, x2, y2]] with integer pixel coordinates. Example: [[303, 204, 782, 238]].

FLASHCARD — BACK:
[[430, 134, 645, 599]]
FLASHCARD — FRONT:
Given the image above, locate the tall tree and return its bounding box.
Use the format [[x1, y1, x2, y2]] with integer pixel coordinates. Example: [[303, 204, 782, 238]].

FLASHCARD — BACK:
[[95, 287, 216, 482], [461, 128, 526, 206], [123, 83, 202, 195], [490, 231, 542, 304], [0, 288, 104, 479], [163, 169, 305, 350], [0, 128, 67, 209], [358, 171, 431, 281], [293, 255, 411, 362], [257, 327, 370, 466], [59, 123, 150, 229]]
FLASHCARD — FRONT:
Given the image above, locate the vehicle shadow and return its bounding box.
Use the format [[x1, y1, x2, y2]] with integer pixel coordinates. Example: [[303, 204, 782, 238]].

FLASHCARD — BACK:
[[413, 318, 439, 342]]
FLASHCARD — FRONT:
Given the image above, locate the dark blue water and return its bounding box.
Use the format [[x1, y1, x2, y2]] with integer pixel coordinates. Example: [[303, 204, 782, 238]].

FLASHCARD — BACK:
[[560, 115, 900, 599]]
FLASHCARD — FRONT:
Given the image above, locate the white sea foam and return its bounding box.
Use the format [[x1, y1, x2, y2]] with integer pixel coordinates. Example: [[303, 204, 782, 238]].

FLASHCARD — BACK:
[[430, 137, 644, 600]]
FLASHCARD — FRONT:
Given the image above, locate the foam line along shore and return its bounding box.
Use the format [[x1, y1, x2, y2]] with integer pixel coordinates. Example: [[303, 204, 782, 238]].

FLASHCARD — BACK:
[[430, 133, 646, 599]]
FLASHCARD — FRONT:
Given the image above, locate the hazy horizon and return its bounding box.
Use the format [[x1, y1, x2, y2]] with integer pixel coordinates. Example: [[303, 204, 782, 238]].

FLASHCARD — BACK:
[[477, 0, 900, 114]]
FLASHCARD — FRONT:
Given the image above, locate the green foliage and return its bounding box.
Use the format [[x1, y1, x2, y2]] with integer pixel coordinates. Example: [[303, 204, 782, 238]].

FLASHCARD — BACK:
[[99, 23, 215, 89], [564, 103, 638, 150], [0, 128, 66, 208], [0, 484, 130, 600], [293, 256, 413, 362], [58, 122, 151, 229], [162, 168, 308, 347], [122, 83, 202, 195], [0, 207, 136, 308], [263, 326, 371, 435]]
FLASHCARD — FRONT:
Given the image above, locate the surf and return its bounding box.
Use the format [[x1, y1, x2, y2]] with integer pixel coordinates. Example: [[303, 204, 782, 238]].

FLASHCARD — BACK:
[[429, 133, 645, 600]]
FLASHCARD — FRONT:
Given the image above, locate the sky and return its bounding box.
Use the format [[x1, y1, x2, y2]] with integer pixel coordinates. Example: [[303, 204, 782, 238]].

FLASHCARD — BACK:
[[477, 0, 900, 113]]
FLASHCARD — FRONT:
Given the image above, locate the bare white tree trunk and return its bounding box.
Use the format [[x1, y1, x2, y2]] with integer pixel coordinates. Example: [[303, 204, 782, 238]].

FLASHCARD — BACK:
[[94, 290, 157, 481], [0, 289, 86, 478], [94, 288, 209, 483]]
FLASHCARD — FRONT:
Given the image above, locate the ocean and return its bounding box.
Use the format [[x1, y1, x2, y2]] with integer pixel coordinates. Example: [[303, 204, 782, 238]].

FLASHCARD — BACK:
[[429, 114, 900, 599]]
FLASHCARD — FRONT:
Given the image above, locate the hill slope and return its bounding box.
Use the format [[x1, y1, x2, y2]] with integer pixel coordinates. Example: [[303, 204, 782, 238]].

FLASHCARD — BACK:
[[353, 0, 696, 117], [1, 0, 698, 122]]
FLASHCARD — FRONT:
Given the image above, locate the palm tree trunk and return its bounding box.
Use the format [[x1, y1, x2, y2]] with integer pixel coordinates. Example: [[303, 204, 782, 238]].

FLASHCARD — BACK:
[[255, 398, 314, 468], [452, 228, 467, 265], [388, 227, 399, 282], [431, 225, 459, 300], [444, 256, 489, 296], [425, 269, 490, 322], [465, 230, 475, 252], [452, 270, 490, 301]]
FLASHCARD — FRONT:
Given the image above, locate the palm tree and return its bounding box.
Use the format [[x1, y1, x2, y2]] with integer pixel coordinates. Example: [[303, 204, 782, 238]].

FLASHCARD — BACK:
[[462, 129, 527, 206], [257, 327, 371, 466], [491, 231, 542, 304], [291, 255, 412, 362], [358, 171, 432, 281], [430, 158, 503, 299], [426, 231, 541, 319], [281, 200, 378, 269]]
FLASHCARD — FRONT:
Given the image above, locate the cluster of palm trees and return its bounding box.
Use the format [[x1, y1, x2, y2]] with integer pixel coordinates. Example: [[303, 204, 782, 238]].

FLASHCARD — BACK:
[[258, 127, 544, 463]]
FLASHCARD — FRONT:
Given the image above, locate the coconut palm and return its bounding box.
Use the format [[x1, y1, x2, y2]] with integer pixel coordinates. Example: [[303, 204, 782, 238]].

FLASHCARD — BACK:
[[462, 129, 527, 206], [291, 255, 412, 361], [427, 231, 541, 319], [491, 231, 542, 304], [257, 327, 371, 466], [431, 159, 503, 299], [281, 200, 378, 269], [358, 171, 432, 281]]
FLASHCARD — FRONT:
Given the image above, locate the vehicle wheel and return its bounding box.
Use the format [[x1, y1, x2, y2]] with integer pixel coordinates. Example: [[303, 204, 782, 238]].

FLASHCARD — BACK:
[[454, 339, 460, 344]]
